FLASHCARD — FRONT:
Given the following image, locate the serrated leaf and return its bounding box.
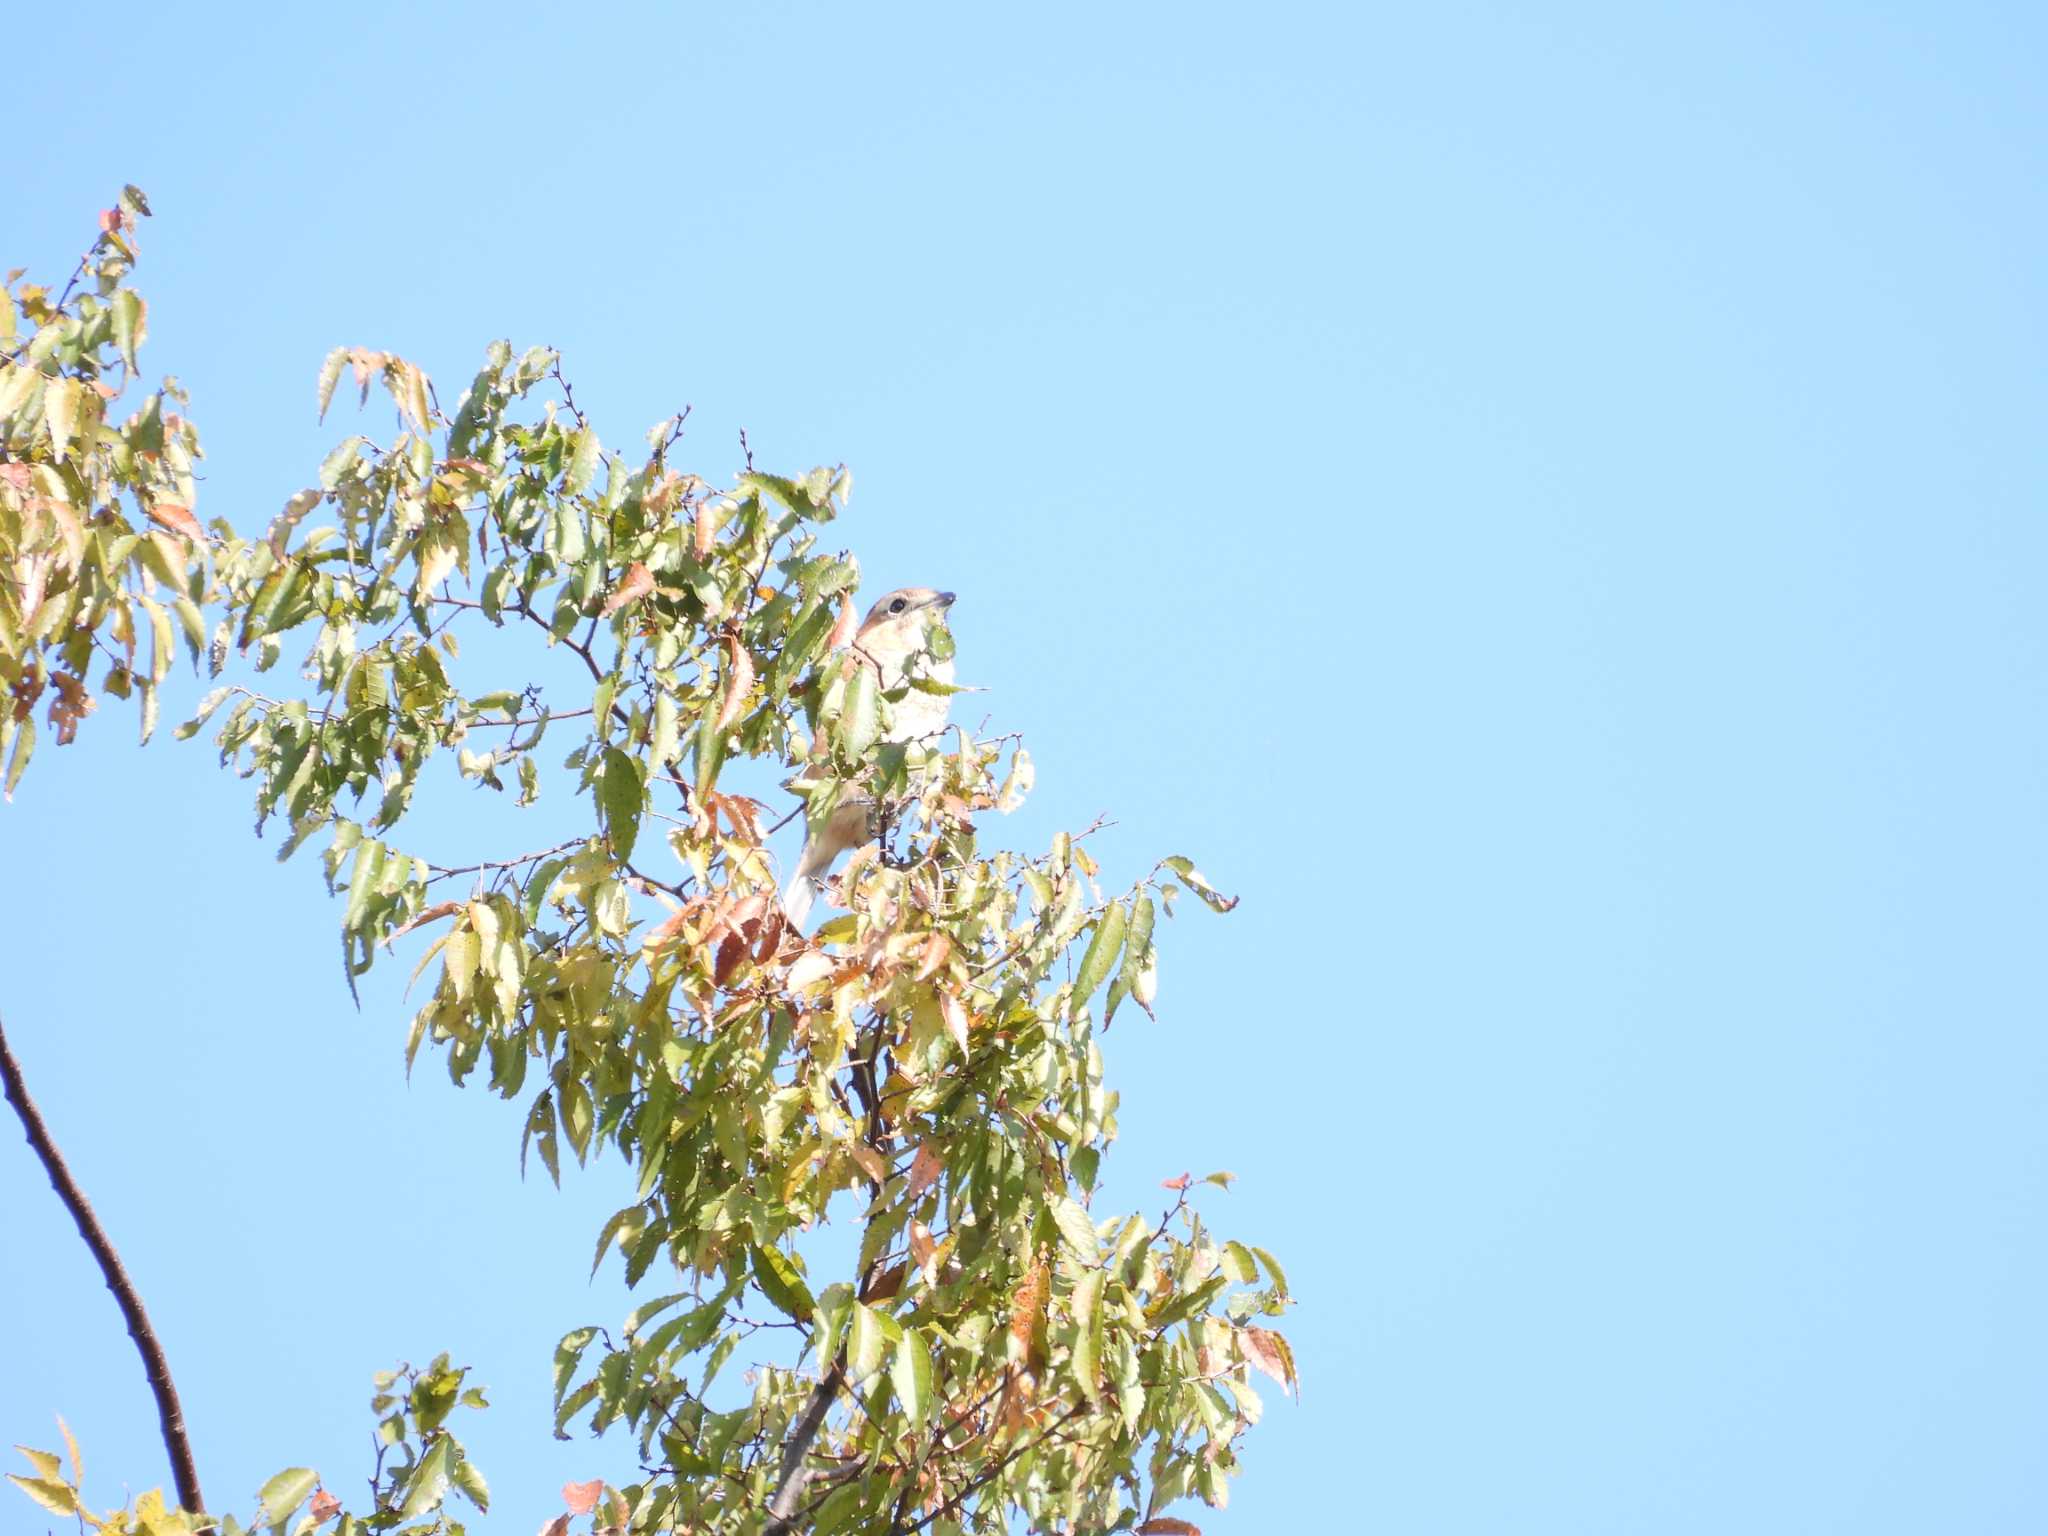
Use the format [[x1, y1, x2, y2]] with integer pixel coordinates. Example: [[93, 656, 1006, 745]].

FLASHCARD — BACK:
[[1051, 1196, 1100, 1260], [1072, 900, 1127, 1008], [257, 1467, 319, 1526], [7, 1474, 77, 1516], [891, 1328, 933, 1424], [841, 662, 879, 760], [1161, 855, 1238, 912], [563, 427, 600, 495], [316, 347, 346, 420], [598, 746, 642, 863], [450, 1455, 488, 1511], [848, 1302, 886, 1383], [1071, 1268, 1105, 1400], [11, 1447, 59, 1481], [751, 1243, 816, 1323], [112, 290, 146, 371], [398, 1439, 450, 1517]]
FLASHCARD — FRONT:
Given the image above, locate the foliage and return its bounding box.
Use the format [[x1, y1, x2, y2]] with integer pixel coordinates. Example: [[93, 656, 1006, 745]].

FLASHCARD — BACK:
[[4, 195, 1295, 1535], [10, 1359, 485, 1536], [0, 186, 212, 792]]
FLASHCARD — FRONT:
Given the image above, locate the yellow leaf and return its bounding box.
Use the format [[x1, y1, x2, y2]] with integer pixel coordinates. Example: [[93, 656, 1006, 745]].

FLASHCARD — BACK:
[[41, 377, 81, 453], [8, 1473, 79, 1517]]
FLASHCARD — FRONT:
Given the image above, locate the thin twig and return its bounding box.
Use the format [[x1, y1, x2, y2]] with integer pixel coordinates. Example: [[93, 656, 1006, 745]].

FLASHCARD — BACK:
[[0, 1015, 205, 1514]]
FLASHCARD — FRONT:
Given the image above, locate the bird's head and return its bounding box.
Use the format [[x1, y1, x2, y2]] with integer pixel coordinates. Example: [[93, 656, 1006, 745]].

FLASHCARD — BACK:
[[855, 586, 956, 667]]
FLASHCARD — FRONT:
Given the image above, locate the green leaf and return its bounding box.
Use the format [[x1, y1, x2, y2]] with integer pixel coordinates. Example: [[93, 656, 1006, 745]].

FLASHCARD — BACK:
[[848, 1301, 887, 1384], [553, 1326, 598, 1401], [1051, 1196, 1100, 1260], [1072, 900, 1127, 1008], [112, 289, 145, 371], [1161, 855, 1239, 913], [751, 1243, 816, 1323], [840, 662, 879, 760], [398, 1438, 451, 1517], [1251, 1246, 1291, 1298], [1070, 1269, 1105, 1401], [563, 427, 601, 496], [3, 715, 33, 799], [257, 1466, 319, 1527], [624, 1291, 688, 1339], [598, 746, 642, 863], [316, 347, 346, 420], [890, 1328, 933, 1424], [450, 1454, 489, 1512]]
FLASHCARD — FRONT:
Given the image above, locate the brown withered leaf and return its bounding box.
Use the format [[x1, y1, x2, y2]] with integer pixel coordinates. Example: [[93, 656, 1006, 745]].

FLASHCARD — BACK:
[[715, 634, 754, 732], [940, 990, 971, 1056], [537, 1519, 570, 1536], [1009, 1259, 1050, 1372], [389, 900, 462, 942], [751, 906, 786, 965], [561, 1480, 603, 1516], [692, 499, 715, 559], [712, 930, 747, 987], [146, 501, 204, 541], [846, 1140, 890, 1187], [908, 1220, 937, 1274], [914, 931, 953, 983], [859, 1260, 907, 1303], [48, 671, 94, 744], [1136, 1521, 1203, 1536], [908, 1141, 944, 1199], [724, 891, 770, 940], [600, 561, 655, 617], [827, 594, 858, 651]]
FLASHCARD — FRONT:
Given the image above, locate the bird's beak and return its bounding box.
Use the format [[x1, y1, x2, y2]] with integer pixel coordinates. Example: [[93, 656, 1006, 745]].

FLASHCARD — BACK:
[[932, 591, 956, 610]]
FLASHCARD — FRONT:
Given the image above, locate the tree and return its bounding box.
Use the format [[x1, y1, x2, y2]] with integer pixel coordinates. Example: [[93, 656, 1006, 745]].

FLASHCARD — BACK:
[[2, 193, 1296, 1536]]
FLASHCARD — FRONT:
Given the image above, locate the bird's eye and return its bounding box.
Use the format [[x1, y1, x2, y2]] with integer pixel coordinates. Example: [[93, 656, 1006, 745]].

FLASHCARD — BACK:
[[888, 598, 907, 614]]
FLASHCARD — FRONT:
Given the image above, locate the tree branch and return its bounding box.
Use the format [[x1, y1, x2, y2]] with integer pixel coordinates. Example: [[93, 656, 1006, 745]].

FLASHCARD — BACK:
[[0, 1015, 204, 1515], [763, 1355, 846, 1536]]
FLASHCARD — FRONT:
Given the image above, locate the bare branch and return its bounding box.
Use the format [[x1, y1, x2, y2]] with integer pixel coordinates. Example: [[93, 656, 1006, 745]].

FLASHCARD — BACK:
[[0, 1015, 204, 1515]]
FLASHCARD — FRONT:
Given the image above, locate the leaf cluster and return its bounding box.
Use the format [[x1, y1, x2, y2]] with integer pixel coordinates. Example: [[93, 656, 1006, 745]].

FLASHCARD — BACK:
[[5, 195, 1295, 1536]]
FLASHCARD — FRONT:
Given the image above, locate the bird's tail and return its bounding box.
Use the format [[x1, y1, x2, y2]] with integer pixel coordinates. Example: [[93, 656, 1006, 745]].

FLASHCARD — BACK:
[[781, 869, 818, 927], [780, 829, 837, 928]]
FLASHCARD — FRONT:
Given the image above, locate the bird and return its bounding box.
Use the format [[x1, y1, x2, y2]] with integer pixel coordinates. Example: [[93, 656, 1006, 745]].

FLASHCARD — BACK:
[[781, 586, 957, 926]]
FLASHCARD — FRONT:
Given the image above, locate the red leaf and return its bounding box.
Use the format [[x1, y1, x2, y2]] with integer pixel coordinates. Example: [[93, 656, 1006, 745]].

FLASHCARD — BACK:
[[146, 501, 204, 541], [1240, 1326, 1297, 1394], [908, 1142, 943, 1198], [562, 1480, 604, 1516], [1137, 1521, 1203, 1536], [600, 561, 654, 616], [1161, 1172, 1192, 1191], [827, 594, 858, 651], [309, 1490, 342, 1525], [714, 634, 755, 732]]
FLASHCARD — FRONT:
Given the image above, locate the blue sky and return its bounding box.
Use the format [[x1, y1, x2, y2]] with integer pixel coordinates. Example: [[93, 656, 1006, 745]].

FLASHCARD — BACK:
[[6, 1, 2048, 1531]]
